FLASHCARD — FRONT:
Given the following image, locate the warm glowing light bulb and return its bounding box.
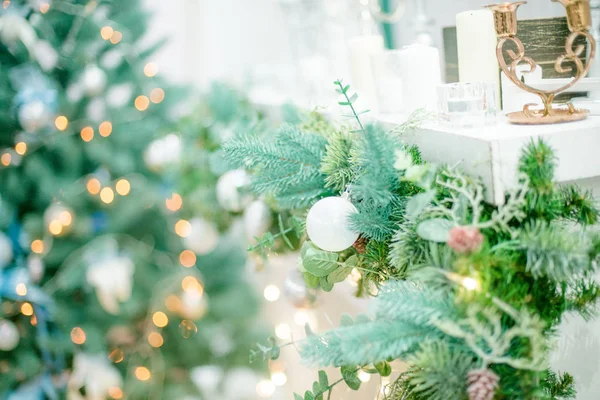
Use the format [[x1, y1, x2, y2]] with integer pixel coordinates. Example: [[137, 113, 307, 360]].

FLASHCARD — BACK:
[[1, 153, 11, 166], [99, 121, 112, 137], [59, 211, 72, 226], [31, 239, 44, 254], [110, 31, 123, 44], [100, 187, 115, 204], [182, 276, 203, 294], [48, 220, 63, 236], [71, 327, 86, 344], [294, 311, 310, 326], [87, 178, 101, 195], [175, 220, 192, 237], [108, 387, 123, 399], [134, 95, 150, 111], [80, 126, 94, 142], [152, 311, 168, 328], [55, 116, 69, 131], [179, 250, 196, 268], [148, 332, 164, 348], [271, 371, 287, 386], [143, 62, 158, 77], [256, 380, 276, 398], [39, 1, 49, 13], [135, 366, 151, 381], [101, 26, 114, 40], [150, 88, 165, 104], [275, 323, 291, 340], [358, 370, 371, 382], [165, 193, 182, 211], [3, 1, 10, 10], [115, 179, 131, 196], [108, 348, 124, 363], [15, 283, 27, 296], [15, 142, 27, 155], [31, 314, 37, 326], [21, 302, 34, 316], [263, 285, 280, 302], [165, 295, 181, 312], [462, 277, 478, 291]]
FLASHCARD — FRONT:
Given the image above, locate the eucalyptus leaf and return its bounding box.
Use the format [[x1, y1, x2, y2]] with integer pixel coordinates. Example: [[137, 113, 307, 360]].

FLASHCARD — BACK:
[[318, 370, 329, 388], [341, 366, 361, 391], [320, 277, 334, 292], [327, 265, 352, 284], [374, 361, 392, 377], [294, 394, 303, 400], [416, 218, 454, 242], [304, 391, 315, 400], [406, 190, 436, 221], [303, 272, 321, 289], [303, 246, 339, 277]]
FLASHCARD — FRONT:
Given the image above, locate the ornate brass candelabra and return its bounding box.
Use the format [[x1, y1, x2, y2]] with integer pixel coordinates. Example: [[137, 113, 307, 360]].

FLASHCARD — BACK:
[[486, 0, 596, 124]]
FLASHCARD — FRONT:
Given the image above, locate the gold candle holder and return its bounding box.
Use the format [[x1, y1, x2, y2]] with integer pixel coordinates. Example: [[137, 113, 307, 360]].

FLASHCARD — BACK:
[[485, 0, 596, 124]]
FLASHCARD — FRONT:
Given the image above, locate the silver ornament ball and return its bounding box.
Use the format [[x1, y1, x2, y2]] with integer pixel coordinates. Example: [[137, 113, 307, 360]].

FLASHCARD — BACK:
[[216, 169, 253, 212], [18, 101, 51, 133], [82, 64, 108, 96], [306, 196, 359, 252], [0, 320, 20, 351], [284, 270, 318, 309]]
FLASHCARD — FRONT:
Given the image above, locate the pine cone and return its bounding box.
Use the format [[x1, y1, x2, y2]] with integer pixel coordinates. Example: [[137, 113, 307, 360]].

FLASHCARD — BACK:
[[352, 236, 368, 254], [467, 368, 499, 400]]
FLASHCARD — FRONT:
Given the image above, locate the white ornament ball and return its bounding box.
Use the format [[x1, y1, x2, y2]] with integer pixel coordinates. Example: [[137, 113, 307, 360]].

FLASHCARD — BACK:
[[82, 64, 107, 96], [0, 232, 13, 269], [0, 320, 20, 351], [284, 269, 318, 309], [43, 203, 75, 236], [306, 196, 359, 252], [144, 134, 181, 170], [190, 365, 224, 395], [243, 200, 272, 242], [183, 218, 219, 255], [18, 101, 51, 133], [27, 255, 45, 283], [179, 290, 208, 320], [216, 169, 253, 212]]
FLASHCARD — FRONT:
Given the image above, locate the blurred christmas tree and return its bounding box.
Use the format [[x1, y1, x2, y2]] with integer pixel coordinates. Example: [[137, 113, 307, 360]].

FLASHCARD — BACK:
[[0, 1, 266, 399]]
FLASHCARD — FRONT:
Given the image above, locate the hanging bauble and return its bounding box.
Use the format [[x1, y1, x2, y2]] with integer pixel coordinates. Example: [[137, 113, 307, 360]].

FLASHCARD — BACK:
[[67, 353, 123, 400], [27, 255, 45, 283], [34, 40, 58, 71], [82, 64, 107, 97], [86, 252, 135, 315], [183, 218, 219, 255], [43, 203, 75, 237], [306, 196, 359, 252], [283, 269, 318, 309], [144, 134, 181, 170], [223, 368, 261, 400], [0, 232, 13, 269], [190, 365, 224, 398], [243, 200, 272, 242], [0, 320, 20, 351], [18, 100, 51, 133], [216, 169, 253, 212], [179, 289, 208, 320]]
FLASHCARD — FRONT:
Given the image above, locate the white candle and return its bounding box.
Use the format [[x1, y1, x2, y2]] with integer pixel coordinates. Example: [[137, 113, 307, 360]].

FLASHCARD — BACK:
[[395, 44, 442, 114], [456, 10, 500, 105], [349, 34, 384, 112]]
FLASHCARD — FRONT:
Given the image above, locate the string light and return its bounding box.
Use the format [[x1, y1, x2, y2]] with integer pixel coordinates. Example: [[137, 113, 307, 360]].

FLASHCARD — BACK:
[[48, 220, 63, 236], [110, 31, 123, 44], [1, 153, 11, 167], [134, 95, 150, 111], [179, 250, 196, 268], [256, 380, 276, 398], [86, 178, 101, 195], [150, 88, 165, 104], [165, 295, 181, 312], [99, 121, 112, 137], [71, 327, 86, 344], [101, 26, 114, 40], [59, 210, 73, 226], [3, 1, 10, 10], [165, 193, 182, 211], [108, 387, 123, 399], [115, 179, 131, 196], [31, 239, 44, 254], [152, 311, 168, 328], [462, 277, 479, 291], [30, 314, 37, 326], [358, 370, 371, 382], [15, 283, 27, 296], [174, 220, 191, 237], [39, 1, 50, 13], [80, 126, 94, 142], [15, 142, 27, 155], [100, 187, 115, 204], [182, 276, 203, 294], [271, 371, 287, 386], [134, 366, 151, 381], [143, 62, 158, 77], [55, 116, 69, 131], [263, 285, 280, 302], [21, 302, 34, 316], [294, 310, 310, 326], [108, 349, 124, 363], [148, 332, 164, 348], [275, 323, 291, 340]]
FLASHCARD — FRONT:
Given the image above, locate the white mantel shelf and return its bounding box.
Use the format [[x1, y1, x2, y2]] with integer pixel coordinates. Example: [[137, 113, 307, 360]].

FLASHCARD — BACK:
[[378, 115, 600, 205]]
